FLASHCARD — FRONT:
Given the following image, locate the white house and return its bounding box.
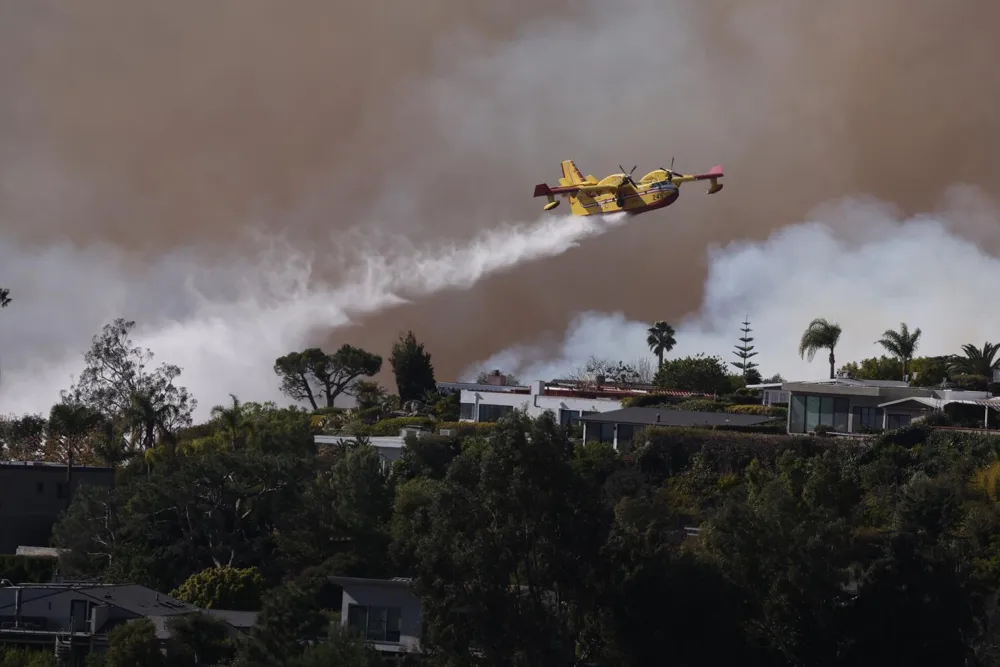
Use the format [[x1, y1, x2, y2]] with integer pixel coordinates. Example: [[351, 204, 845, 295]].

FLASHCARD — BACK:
[[331, 576, 422, 655], [455, 380, 632, 424]]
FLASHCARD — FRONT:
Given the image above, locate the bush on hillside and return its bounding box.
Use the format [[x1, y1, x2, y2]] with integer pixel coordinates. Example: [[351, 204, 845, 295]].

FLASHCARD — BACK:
[[368, 417, 435, 436], [435, 421, 498, 437], [0, 555, 57, 584], [675, 399, 728, 413], [634, 427, 820, 482], [621, 394, 692, 409], [726, 404, 788, 420]]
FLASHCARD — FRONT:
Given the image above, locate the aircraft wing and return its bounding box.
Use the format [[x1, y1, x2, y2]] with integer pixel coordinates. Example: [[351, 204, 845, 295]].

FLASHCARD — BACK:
[[533, 182, 618, 198]]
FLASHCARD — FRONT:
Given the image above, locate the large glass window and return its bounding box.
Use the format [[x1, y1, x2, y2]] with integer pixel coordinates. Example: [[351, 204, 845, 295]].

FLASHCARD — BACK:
[[805, 396, 821, 431], [790, 394, 850, 433], [560, 409, 581, 426], [478, 404, 514, 422], [790, 395, 806, 433], [886, 413, 911, 430], [459, 402, 475, 420], [853, 406, 881, 431], [347, 604, 402, 643]]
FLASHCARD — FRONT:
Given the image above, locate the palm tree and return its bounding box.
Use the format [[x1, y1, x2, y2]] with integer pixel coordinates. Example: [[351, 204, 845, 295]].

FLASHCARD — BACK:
[[876, 322, 922, 380], [949, 342, 1000, 378], [211, 393, 252, 449], [799, 318, 843, 379], [125, 389, 180, 455], [646, 321, 677, 368]]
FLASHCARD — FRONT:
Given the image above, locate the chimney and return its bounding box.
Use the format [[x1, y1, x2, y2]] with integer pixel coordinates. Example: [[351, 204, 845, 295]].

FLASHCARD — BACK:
[[486, 370, 506, 386]]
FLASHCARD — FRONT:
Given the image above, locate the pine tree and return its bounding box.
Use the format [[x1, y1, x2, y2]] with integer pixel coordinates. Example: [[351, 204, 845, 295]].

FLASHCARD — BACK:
[[731, 317, 759, 378]]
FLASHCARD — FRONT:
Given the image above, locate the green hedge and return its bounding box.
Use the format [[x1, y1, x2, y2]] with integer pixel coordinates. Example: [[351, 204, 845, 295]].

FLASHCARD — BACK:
[[726, 404, 788, 419], [435, 421, 498, 437], [675, 399, 729, 413], [368, 417, 435, 436], [0, 555, 57, 584]]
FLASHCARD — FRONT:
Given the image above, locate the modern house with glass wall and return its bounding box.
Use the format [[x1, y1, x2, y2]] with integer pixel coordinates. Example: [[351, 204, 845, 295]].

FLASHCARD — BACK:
[[770, 378, 1000, 434]]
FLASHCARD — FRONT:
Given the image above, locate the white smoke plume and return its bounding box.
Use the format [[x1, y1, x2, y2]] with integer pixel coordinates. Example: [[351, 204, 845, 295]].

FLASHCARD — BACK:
[[468, 187, 1000, 382], [0, 213, 627, 420]]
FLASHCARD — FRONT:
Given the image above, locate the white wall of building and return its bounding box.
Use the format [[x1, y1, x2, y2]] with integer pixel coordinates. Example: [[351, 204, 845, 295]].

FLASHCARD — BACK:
[[459, 380, 624, 422]]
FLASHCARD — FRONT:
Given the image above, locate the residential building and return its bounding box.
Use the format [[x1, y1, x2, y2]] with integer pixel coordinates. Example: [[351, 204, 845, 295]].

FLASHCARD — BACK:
[[444, 378, 701, 426], [315, 433, 412, 470], [753, 378, 1000, 435], [331, 576, 422, 656], [0, 582, 255, 665], [578, 407, 774, 450], [750, 382, 790, 406], [0, 462, 115, 554]]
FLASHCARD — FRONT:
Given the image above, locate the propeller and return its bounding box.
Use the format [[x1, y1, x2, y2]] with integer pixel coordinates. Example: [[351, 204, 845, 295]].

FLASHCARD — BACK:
[[660, 156, 678, 178], [618, 164, 638, 187]]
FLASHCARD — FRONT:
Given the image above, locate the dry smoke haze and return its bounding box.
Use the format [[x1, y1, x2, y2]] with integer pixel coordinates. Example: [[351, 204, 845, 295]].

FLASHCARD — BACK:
[[2, 1, 1000, 419]]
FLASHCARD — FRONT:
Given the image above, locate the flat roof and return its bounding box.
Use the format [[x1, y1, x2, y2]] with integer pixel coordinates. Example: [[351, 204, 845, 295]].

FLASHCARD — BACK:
[[0, 461, 114, 472], [329, 576, 414, 588], [577, 407, 774, 427]]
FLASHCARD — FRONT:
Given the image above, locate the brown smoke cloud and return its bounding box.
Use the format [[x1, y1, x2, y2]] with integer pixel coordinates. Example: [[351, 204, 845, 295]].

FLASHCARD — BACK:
[[3, 0, 1000, 389]]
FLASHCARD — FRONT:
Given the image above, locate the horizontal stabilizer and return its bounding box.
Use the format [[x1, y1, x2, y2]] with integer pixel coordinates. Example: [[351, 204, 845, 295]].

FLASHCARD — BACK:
[[693, 165, 724, 180], [533, 183, 553, 197]]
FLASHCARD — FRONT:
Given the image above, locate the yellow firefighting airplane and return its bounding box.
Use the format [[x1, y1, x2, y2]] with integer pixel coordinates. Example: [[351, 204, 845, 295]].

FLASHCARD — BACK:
[[532, 159, 723, 216]]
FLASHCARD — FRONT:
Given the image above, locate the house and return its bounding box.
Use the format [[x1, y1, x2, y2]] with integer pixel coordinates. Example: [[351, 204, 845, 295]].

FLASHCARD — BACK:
[[0, 582, 255, 665], [315, 433, 413, 470], [443, 378, 702, 425], [578, 407, 774, 450], [0, 462, 115, 554], [753, 378, 1000, 435], [331, 576, 422, 656]]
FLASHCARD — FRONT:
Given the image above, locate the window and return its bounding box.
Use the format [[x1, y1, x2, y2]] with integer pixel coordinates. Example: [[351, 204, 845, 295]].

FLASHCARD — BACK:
[[347, 604, 402, 643], [790, 394, 850, 433], [459, 402, 475, 420], [477, 404, 514, 422], [853, 406, 881, 431], [617, 424, 635, 450], [559, 409, 581, 426], [886, 413, 911, 430]]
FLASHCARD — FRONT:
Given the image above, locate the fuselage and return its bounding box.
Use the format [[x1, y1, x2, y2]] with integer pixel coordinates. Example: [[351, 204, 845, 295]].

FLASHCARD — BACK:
[[568, 179, 680, 216]]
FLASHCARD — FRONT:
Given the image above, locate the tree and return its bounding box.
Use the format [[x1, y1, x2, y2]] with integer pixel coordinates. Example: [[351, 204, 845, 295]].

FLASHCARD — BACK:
[[274, 345, 382, 410], [646, 321, 677, 368], [799, 318, 843, 379], [46, 402, 109, 474], [101, 618, 168, 667], [949, 342, 1000, 378], [389, 331, 436, 404], [0, 414, 46, 460], [62, 318, 195, 455], [171, 565, 265, 610], [731, 317, 760, 379], [877, 322, 922, 380], [210, 394, 253, 449], [837, 356, 905, 381], [654, 354, 732, 395]]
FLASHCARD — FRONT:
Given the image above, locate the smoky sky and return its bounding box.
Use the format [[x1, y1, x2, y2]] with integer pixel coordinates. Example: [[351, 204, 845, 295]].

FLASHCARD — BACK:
[[2, 0, 1000, 398]]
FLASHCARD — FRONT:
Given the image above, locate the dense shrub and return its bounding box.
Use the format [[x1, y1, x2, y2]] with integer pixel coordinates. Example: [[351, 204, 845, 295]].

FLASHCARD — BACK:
[[726, 404, 788, 419], [368, 417, 435, 436], [0, 555, 56, 584], [435, 421, 498, 437], [634, 427, 819, 481], [621, 394, 692, 408], [675, 399, 728, 413], [171, 566, 265, 611]]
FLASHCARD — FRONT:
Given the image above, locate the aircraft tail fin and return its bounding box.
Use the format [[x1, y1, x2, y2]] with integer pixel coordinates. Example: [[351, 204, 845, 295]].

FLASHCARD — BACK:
[[560, 160, 586, 186]]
